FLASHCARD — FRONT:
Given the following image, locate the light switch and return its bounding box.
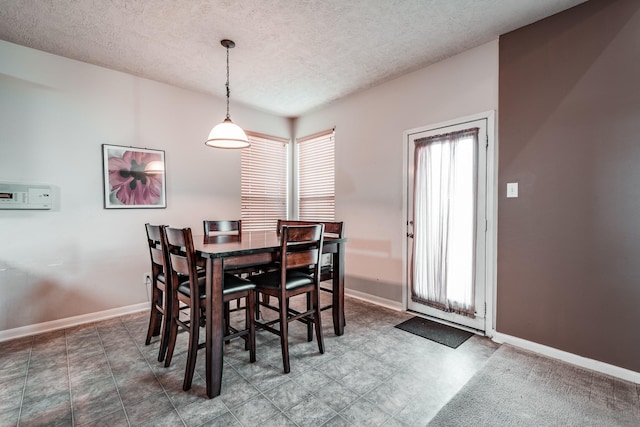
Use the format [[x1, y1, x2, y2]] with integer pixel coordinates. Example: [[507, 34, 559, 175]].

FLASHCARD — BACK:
[[506, 182, 518, 198]]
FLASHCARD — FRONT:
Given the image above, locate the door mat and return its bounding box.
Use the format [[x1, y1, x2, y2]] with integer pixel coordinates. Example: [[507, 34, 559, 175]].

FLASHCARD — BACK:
[[395, 317, 473, 349]]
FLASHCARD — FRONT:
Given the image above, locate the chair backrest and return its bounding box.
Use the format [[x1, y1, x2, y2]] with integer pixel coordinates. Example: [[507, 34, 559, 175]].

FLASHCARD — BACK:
[[164, 227, 201, 304], [145, 223, 168, 278], [279, 224, 325, 277], [277, 220, 343, 238], [203, 220, 241, 236], [277, 220, 342, 271]]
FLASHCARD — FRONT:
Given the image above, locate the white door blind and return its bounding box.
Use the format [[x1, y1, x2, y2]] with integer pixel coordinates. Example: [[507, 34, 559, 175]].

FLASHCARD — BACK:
[[297, 129, 335, 221], [241, 132, 289, 231]]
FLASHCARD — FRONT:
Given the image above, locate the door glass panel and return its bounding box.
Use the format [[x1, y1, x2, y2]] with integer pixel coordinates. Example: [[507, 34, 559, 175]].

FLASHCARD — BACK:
[[407, 118, 487, 331]]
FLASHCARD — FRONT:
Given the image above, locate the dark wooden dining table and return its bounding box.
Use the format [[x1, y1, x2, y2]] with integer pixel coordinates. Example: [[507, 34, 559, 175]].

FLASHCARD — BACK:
[[194, 230, 347, 398]]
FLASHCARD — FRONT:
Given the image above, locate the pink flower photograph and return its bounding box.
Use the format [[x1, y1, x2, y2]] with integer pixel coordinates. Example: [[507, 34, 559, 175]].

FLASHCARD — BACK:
[[102, 145, 166, 208]]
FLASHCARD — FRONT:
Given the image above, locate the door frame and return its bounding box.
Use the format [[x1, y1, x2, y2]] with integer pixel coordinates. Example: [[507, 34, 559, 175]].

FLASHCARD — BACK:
[[401, 110, 497, 337]]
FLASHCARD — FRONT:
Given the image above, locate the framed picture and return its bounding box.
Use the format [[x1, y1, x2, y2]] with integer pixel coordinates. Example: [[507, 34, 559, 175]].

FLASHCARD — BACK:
[[102, 144, 166, 209]]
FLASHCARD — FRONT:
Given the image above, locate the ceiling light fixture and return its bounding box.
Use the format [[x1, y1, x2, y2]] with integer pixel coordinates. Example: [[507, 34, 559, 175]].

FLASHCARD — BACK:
[[205, 39, 250, 149]]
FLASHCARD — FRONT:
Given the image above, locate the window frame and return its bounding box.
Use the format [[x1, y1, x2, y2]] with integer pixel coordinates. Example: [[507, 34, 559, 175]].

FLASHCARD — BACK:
[[240, 128, 336, 229], [295, 129, 335, 222], [240, 131, 289, 231]]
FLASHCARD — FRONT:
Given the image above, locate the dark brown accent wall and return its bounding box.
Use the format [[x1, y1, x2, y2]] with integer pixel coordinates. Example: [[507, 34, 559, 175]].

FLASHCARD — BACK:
[[498, 0, 640, 372]]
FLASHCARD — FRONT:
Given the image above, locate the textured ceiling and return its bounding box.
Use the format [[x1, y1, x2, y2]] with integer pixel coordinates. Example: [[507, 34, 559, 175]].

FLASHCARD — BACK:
[[0, 0, 586, 117]]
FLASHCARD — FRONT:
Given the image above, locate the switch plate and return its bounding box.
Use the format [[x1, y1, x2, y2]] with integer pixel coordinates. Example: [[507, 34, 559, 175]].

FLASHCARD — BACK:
[[507, 182, 518, 198]]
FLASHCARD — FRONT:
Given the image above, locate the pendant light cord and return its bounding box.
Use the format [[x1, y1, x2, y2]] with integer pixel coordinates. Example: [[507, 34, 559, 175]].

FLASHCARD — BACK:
[[225, 45, 231, 120], [205, 39, 249, 148]]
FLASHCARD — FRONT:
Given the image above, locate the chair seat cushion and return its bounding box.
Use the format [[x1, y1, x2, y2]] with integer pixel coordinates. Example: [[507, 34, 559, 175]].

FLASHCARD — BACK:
[[223, 274, 257, 294], [252, 269, 314, 290], [157, 268, 204, 286], [177, 273, 255, 298]]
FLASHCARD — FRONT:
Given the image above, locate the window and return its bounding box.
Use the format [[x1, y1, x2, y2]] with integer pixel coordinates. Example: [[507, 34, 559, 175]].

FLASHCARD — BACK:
[[241, 132, 289, 231], [297, 129, 335, 221], [240, 129, 335, 229]]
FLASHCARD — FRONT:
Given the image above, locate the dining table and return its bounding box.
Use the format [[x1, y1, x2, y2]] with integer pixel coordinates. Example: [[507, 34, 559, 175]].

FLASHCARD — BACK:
[[194, 229, 347, 398]]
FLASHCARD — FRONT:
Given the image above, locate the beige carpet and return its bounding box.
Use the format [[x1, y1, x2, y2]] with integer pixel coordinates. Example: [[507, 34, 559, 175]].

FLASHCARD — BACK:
[[428, 344, 640, 426]]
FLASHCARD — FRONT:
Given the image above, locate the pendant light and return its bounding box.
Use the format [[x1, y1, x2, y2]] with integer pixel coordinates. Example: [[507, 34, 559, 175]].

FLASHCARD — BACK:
[[144, 160, 165, 174], [205, 39, 250, 149]]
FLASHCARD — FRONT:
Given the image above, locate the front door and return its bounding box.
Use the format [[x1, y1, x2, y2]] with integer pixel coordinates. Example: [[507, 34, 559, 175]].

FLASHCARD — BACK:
[[406, 117, 488, 332]]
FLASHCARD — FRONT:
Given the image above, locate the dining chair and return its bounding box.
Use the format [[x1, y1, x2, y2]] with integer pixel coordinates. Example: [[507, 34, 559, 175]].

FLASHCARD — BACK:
[[277, 220, 345, 327], [144, 223, 172, 362], [203, 219, 242, 236], [163, 226, 256, 391], [253, 224, 325, 373], [203, 219, 257, 341]]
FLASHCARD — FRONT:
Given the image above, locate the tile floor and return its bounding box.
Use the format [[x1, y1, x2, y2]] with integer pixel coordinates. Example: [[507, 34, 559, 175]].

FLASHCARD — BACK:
[[0, 295, 499, 427]]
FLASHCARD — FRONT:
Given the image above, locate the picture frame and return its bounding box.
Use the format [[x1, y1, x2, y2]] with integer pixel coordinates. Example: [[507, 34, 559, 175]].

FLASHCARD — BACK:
[[102, 144, 166, 209]]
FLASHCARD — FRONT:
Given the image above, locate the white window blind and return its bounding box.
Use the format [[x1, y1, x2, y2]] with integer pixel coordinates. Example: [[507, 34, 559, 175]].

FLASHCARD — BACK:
[[297, 129, 335, 221], [241, 132, 289, 231]]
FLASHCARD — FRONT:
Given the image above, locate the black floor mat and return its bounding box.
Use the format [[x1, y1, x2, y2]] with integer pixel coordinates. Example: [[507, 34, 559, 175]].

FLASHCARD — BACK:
[[395, 316, 473, 348]]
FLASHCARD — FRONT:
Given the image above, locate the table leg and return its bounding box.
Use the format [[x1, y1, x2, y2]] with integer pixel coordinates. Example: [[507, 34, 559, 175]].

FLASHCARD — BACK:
[[333, 242, 345, 336], [205, 257, 224, 398]]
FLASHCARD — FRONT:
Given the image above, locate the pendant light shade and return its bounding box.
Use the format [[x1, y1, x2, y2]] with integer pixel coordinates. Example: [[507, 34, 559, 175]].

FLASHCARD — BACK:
[[205, 39, 250, 149], [206, 117, 249, 149]]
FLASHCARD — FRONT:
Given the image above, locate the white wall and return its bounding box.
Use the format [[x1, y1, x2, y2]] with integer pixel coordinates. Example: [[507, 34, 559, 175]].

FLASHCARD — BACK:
[[0, 41, 289, 332], [0, 38, 498, 334], [296, 40, 499, 304]]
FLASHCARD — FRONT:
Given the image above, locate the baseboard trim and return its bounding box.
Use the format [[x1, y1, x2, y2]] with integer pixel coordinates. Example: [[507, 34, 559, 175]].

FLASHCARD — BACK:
[[493, 332, 640, 384], [0, 291, 400, 342], [345, 288, 403, 311], [0, 303, 149, 342], [7, 299, 637, 385]]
